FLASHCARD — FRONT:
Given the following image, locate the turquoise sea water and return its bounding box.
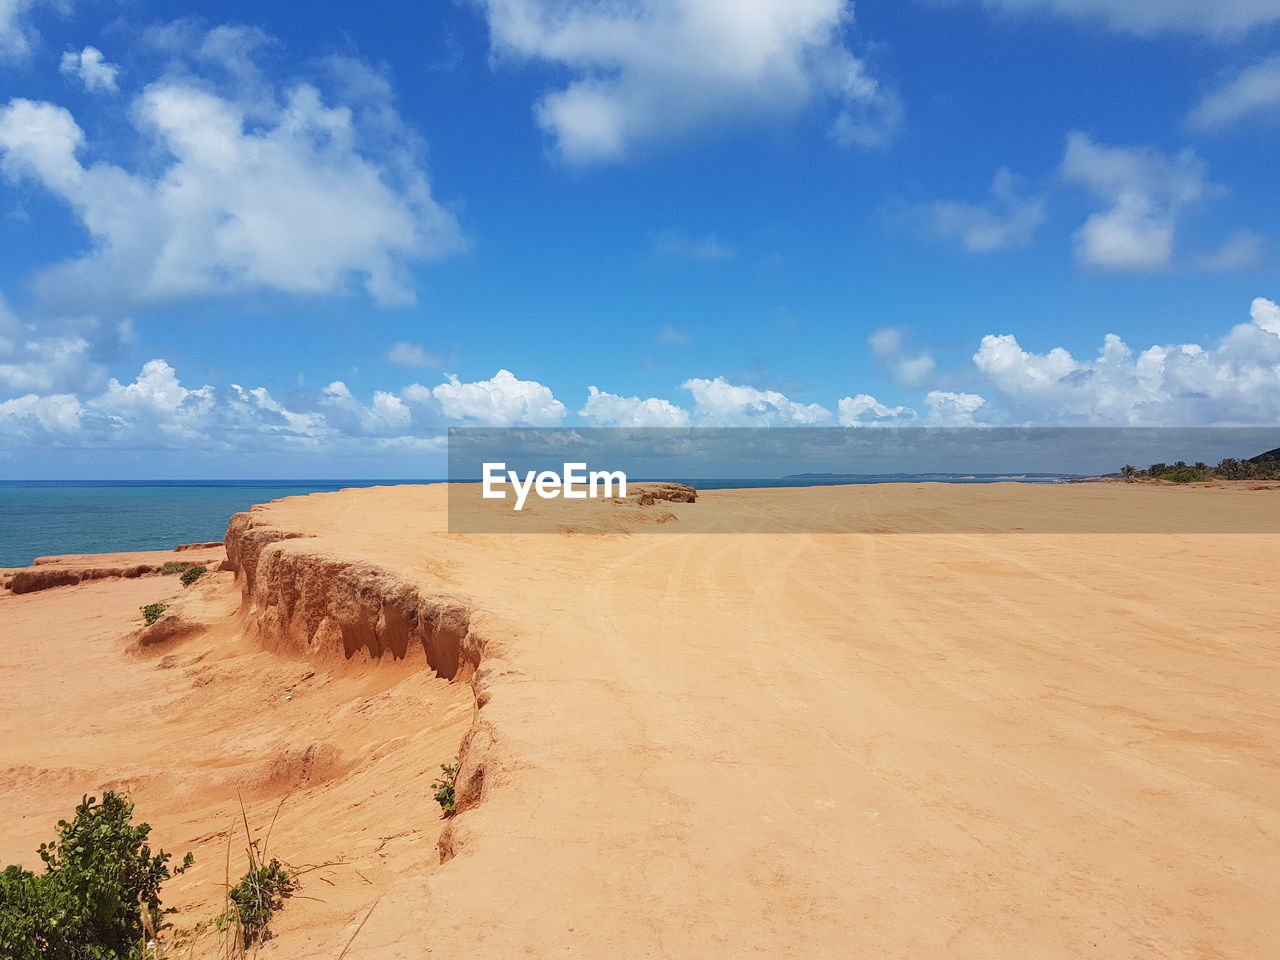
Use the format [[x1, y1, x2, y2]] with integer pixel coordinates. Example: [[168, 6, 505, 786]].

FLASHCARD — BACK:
[[0, 480, 438, 567], [0, 476, 1075, 567]]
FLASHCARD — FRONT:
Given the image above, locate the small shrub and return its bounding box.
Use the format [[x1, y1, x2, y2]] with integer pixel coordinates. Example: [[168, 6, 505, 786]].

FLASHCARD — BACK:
[[1164, 466, 1207, 483], [179, 566, 207, 588], [141, 602, 168, 626], [217, 857, 296, 948], [431, 759, 460, 818], [210, 795, 299, 952], [638, 492, 656, 506], [159, 561, 189, 575], [0, 792, 190, 960]]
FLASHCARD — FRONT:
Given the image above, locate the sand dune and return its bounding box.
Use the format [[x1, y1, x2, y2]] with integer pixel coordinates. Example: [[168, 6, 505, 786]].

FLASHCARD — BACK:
[[1, 482, 1277, 957]]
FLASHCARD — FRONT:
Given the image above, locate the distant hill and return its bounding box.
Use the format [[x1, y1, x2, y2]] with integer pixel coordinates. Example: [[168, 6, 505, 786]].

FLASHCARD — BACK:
[[1249, 447, 1280, 463]]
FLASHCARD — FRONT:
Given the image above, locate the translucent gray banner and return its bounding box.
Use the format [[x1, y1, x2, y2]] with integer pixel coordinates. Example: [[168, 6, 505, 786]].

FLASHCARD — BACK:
[[446, 427, 1280, 534]]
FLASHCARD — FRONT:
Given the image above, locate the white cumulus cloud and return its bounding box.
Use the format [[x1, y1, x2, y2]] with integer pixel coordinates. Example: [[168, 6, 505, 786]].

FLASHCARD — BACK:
[[0, 29, 463, 314], [95, 359, 211, 416], [319, 381, 414, 436], [923, 390, 987, 425], [433, 368, 566, 425], [834, 389, 986, 426], [971, 298, 1280, 424], [580, 385, 690, 426], [478, 0, 900, 163], [837, 393, 918, 426], [1060, 132, 1211, 271], [88, 359, 217, 443], [681, 376, 832, 425], [0, 391, 81, 437], [1252, 295, 1280, 335], [59, 46, 120, 93], [0, 359, 562, 453]]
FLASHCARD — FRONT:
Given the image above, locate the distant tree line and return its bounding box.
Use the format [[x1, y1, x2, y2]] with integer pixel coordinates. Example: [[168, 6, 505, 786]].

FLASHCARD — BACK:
[[1119, 457, 1280, 483]]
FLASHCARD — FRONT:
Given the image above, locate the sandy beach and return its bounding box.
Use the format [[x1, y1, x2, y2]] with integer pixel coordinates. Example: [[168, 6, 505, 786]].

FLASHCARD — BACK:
[[1, 482, 1277, 958]]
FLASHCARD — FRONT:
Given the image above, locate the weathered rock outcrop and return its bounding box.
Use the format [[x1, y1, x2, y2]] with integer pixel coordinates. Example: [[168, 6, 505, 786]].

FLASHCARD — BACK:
[[223, 511, 482, 680], [2, 546, 225, 595], [629, 481, 698, 504], [222, 507, 507, 843]]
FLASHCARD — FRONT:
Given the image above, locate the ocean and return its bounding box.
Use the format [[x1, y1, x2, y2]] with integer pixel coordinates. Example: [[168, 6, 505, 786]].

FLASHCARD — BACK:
[[0, 480, 440, 568], [0, 476, 1077, 567]]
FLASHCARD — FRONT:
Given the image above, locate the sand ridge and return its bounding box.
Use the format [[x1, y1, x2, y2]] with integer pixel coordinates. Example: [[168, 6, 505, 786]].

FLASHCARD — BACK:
[[0, 543, 226, 595]]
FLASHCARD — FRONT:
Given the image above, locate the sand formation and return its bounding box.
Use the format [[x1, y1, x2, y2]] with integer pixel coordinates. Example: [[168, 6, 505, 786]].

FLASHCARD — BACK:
[[1, 544, 225, 595], [1, 481, 1278, 957]]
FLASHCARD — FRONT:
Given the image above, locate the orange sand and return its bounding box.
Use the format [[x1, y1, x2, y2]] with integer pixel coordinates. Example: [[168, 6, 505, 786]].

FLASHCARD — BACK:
[[1, 482, 1277, 958]]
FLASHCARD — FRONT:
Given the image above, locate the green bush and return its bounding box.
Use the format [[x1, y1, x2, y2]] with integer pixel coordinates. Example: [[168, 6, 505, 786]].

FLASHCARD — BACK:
[[216, 857, 295, 948], [141, 603, 167, 627], [178, 566, 206, 588], [1123, 456, 1280, 482], [431, 760, 460, 818], [0, 792, 190, 960], [159, 562, 189, 575]]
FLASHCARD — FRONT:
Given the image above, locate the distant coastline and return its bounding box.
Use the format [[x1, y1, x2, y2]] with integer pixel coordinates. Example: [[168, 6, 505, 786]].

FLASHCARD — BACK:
[[784, 472, 1084, 482], [0, 475, 1079, 567]]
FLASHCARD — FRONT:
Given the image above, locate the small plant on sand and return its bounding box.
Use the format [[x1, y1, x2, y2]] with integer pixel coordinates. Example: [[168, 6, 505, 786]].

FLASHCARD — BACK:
[[0, 792, 191, 960], [178, 566, 207, 588], [159, 562, 189, 575], [216, 858, 295, 948], [213, 795, 297, 952], [1164, 466, 1207, 484], [431, 759, 460, 818], [141, 602, 168, 626]]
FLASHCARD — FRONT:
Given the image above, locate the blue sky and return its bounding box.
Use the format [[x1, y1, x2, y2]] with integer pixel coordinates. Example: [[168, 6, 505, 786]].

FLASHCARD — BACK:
[[0, 0, 1278, 477]]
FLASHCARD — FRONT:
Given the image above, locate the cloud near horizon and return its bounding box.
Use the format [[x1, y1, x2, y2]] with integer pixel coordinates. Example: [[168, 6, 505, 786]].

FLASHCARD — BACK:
[[680, 376, 833, 426], [3, 298, 1279, 456], [581, 386, 691, 427]]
